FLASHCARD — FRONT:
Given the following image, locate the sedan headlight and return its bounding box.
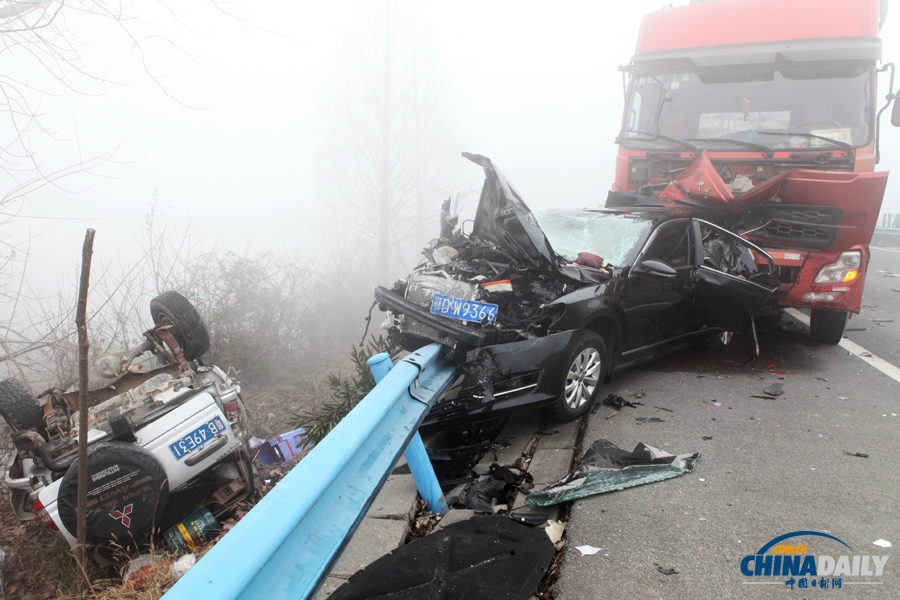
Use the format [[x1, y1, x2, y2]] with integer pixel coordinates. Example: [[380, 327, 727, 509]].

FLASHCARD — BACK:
[[813, 251, 862, 284]]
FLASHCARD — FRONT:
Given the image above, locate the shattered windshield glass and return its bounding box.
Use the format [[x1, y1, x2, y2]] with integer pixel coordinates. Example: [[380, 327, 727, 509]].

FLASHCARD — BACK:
[[536, 210, 653, 267], [619, 60, 873, 150]]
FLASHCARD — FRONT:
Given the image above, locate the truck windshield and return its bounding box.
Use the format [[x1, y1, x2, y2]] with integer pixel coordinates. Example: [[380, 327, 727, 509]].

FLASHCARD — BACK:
[[619, 60, 873, 151]]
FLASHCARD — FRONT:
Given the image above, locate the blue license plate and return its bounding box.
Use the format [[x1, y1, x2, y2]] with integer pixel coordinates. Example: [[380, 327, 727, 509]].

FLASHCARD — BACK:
[[170, 417, 227, 460], [430, 294, 498, 324]]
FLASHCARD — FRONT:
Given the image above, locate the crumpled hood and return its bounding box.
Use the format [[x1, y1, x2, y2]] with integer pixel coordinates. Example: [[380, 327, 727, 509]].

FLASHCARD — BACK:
[[464, 152, 559, 273]]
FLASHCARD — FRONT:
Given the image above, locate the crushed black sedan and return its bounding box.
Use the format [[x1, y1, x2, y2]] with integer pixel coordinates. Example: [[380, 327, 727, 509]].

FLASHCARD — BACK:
[[376, 153, 777, 427]]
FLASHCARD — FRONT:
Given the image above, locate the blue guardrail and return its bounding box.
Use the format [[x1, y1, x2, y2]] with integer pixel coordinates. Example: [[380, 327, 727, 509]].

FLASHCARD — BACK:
[[163, 343, 456, 600]]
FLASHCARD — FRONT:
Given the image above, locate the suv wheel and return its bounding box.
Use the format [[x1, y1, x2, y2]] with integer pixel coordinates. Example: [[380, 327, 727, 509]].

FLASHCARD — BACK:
[[57, 443, 169, 541], [547, 331, 607, 422], [0, 378, 46, 436], [809, 309, 848, 345], [150, 291, 211, 360]]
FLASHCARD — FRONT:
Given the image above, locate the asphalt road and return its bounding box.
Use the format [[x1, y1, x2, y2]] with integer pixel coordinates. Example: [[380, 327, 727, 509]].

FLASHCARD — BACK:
[[555, 250, 900, 599]]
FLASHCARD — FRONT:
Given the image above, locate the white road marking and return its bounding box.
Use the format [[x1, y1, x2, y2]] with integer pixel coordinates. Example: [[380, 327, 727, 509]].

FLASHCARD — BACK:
[[871, 246, 900, 254], [786, 308, 900, 384]]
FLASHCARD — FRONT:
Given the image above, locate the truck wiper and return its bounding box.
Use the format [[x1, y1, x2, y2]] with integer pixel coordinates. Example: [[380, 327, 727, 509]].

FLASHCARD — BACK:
[[754, 130, 851, 150], [617, 130, 699, 154], [685, 137, 774, 158]]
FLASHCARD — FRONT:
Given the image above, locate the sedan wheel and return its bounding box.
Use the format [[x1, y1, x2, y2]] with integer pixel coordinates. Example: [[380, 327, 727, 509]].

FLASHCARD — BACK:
[[547, 331, 608, 422], [564, 348, 602, 409]]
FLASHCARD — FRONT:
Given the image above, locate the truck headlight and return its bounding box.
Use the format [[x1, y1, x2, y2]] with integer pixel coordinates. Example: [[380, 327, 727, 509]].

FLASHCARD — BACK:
[[813, 251, 862, 284]]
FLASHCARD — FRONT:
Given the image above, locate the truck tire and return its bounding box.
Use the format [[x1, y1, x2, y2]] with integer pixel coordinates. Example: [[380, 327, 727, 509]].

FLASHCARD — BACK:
[[150, 291, 210, 360], [0, 378, 46, 436], [809, 309, 848, 345], [57, 442, 169, 541], [547, 331, 607, 422]]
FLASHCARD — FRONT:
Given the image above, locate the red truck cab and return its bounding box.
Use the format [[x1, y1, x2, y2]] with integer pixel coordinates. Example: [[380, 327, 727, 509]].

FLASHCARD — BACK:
[[615, 0, 898, 343]]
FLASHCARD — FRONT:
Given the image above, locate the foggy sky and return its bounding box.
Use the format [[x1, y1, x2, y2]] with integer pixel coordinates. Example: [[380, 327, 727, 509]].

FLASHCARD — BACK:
[[6, 0, 900, 289]]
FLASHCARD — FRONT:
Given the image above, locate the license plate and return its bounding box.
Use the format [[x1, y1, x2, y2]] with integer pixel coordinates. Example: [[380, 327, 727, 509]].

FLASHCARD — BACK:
[[170, 417, 227, 460], [430, 294, 498, 324]]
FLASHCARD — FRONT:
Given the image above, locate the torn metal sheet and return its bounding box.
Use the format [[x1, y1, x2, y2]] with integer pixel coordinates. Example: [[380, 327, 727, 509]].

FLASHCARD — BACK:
[[526, 439, 700, 507]]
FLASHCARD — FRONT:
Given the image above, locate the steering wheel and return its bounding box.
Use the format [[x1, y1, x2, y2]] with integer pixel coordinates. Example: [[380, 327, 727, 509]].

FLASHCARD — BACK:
[[796, 119, 842, 129]]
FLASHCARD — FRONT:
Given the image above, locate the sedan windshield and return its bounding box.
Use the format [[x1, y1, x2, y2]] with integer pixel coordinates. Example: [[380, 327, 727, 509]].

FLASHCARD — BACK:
[[620, 60, 873, 151], [536, 210, 653, 267]]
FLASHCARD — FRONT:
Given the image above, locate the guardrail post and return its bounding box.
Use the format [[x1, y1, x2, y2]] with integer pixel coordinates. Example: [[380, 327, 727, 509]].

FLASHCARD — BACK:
[[368, 353, 448, 516]]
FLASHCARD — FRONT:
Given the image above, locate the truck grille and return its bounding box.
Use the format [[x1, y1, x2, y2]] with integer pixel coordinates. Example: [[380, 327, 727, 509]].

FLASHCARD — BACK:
[[745, 205, 842, 246]]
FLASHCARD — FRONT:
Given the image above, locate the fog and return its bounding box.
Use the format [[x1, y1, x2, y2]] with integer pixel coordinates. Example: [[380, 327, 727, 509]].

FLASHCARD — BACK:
[[1, 0, 899, 382]]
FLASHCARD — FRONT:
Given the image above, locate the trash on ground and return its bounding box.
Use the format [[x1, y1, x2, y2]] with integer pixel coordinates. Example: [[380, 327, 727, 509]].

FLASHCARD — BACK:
[[575, 545, 602, 556], [657, 566, 679, 575], [654, 406, 674, 413], [163, 507, 221, 552], [545, 520, 566, 544], [124, 554, 173, 589], [170, 553, 197, 581], [873, 539, 892, 548], [702, 436, 713, 440], [843, 451, 869, 458], [712, 402, 722, 407], [328, 516, 554, 600], [602, 394, 642, 409], [526, 439, 700, 507], [636, 417, 665, 423], [635, 390, 647, 399], [763, 382, 785, 397], [254, 428, 311, 466]]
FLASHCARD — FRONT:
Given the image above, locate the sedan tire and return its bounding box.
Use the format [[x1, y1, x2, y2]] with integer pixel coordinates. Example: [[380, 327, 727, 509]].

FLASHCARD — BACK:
[[547, 331, 607, 422]]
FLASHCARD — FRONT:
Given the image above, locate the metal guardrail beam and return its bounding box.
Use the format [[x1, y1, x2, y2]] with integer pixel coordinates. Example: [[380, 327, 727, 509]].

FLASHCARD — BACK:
[[162, 343, 456, 600], [873, 226, 900, 237]]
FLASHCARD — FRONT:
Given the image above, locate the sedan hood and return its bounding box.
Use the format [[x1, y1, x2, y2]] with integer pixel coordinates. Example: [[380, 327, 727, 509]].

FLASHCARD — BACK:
[[464, 152, 559, 273]]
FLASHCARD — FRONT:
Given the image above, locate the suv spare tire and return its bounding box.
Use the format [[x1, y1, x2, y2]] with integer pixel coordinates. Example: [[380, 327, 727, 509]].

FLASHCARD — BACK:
[[57, 443, 169, 541], [0, 378, 47, 436], [150, 291, 211, 361]]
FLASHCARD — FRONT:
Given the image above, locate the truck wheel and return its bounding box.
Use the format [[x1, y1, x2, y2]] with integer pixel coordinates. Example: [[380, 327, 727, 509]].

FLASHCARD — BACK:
[[809, 309, 848, 345], [57, 443, 169, 541], [546, 331, 607, 422], [150, 291, 211, 360], [0, 378, 46, 436]]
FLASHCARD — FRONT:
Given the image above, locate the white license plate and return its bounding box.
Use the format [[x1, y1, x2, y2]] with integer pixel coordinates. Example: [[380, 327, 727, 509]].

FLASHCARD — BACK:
[[170, 417, 227, 460]]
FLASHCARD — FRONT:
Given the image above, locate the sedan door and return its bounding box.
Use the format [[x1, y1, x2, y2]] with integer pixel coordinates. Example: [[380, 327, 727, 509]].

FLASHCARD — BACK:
[[692, 219, 777, 332]]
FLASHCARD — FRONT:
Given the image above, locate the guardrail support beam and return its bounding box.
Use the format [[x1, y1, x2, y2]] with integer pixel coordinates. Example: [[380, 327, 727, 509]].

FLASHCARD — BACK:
[[369, 352, 448, 516]]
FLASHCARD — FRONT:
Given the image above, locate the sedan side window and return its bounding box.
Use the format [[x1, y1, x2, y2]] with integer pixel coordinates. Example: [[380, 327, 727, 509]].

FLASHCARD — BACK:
[[642, 221, 691, 268]]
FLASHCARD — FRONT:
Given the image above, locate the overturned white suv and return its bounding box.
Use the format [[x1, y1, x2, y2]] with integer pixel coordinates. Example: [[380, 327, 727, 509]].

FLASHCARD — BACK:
[[0, 292, 256, 546]]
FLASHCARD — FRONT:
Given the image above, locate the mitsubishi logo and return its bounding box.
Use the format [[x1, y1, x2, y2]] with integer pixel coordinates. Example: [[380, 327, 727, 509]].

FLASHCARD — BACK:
[[110, 503, 133, 528]]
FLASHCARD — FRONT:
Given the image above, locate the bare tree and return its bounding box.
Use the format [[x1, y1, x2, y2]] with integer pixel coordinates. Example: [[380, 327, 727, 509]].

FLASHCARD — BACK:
[[317, 0, 463, 286]]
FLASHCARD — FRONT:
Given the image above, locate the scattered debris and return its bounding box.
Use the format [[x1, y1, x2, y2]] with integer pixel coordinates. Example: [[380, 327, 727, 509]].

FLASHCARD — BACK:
[[763, 382, 785, 397], [124, 554, 172, 589], [527, 439, 700, 507], [602, 394, 642, 409], [545, 521, 566, 544], [873, 319, 894, 323], [815, 377, 828, 381], [843, 451, 869, 459], [702, 436, 713, 441], [845, 328, 868, 332], [749, 395, 776, 400], [171, 553, 198, 581], [466, 463, 533, 513], [575, 545, 602, 556], [635, 390, 647, 399], [654, 406, 674, 413], [657, 566, 679, 576], [873, 539, 892, 548], [636, 417, 665, 423], [328, 516, 554, 600], [858, 351, 874, 357], [712, 402, 722, 407]]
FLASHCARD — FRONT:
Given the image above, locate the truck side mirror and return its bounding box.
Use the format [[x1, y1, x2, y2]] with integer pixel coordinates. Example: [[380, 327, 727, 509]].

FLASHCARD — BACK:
[[892, 97, 900, 127]]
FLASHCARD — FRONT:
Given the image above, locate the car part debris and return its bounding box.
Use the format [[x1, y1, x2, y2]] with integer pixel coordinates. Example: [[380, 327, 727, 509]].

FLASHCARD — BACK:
[[575, 545, 601, 556], [636, 417, 665, 423], [602, 394, 642, 410], [657, 566, 679, 575], [328, 516, 554, 600], [702, 436, 713, 441], [843, 451, 869, 458], [545, 520, 566, 544], [654, 406, 674, 412], [526, 439, 700, 507], [764, 382, 785, 397], [466, 463, 532, 512], [873, 539, 892, 548]]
